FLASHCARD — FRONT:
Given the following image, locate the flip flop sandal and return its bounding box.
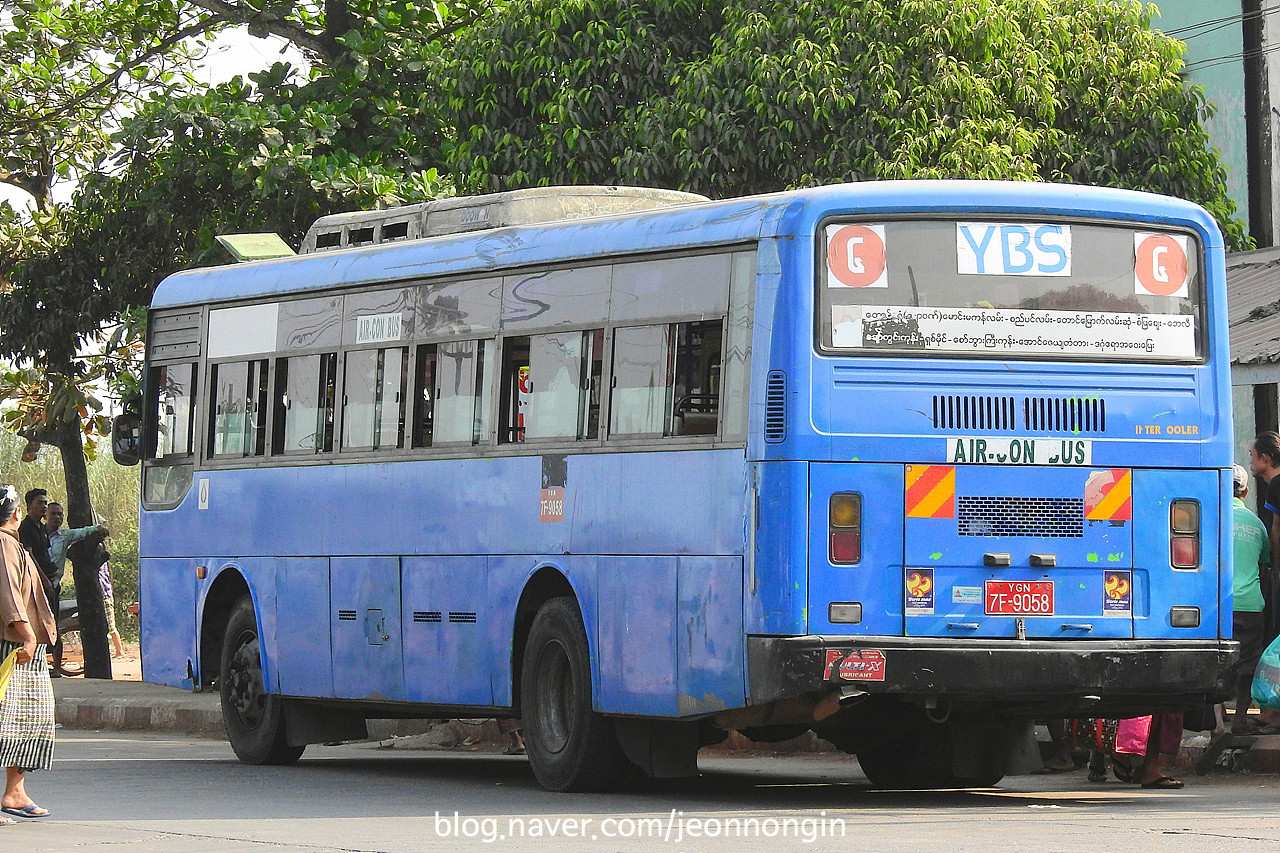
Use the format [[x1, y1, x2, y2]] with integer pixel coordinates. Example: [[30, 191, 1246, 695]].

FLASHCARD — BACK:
[[1140, 776, 1185, 789], [1, 804, 49, 818]]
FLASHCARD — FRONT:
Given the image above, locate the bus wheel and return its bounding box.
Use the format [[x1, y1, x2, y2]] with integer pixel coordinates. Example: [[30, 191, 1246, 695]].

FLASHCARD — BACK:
[[521, 596, 628, 791], [220, 597, 304, 766]]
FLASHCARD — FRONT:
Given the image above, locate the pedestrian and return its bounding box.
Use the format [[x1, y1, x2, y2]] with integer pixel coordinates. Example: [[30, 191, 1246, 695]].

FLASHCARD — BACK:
[[1213, 465, 1274, 735], [97, 548, 125, 659], [1249, 433, 1280, 634], [498, 718, 525, 755], [44, 502, 109, 595], [1075, 713, 1184, 788], [16, 489, 57, 607], [43, 502, 109, 676], [0, 484, 55, 819]]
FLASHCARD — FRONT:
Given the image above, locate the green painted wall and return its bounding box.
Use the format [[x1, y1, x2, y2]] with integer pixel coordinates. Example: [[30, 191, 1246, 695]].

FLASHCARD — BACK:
[[1151, 2, 1250, 230]]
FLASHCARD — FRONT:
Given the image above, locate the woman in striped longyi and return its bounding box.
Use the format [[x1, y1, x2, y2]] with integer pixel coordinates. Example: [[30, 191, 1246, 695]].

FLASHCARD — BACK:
[[0, 483, 56, 822]]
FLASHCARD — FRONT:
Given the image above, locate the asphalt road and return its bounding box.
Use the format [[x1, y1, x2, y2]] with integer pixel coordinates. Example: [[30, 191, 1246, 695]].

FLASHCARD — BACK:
[[7, 731, 1280, 852]]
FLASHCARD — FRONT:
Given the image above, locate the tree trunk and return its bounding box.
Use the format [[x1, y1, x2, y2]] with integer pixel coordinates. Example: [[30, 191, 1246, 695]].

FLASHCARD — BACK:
[[57, 418, 112, 680]]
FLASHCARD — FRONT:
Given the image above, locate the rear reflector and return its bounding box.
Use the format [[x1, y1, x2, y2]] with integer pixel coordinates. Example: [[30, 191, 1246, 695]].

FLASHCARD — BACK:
[[829, 602, 863, 624], [1170, 606, 1201, 628]]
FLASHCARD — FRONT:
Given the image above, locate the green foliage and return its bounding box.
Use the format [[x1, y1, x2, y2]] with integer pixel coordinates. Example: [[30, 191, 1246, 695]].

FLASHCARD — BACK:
[[446, 0, 1249, 250]]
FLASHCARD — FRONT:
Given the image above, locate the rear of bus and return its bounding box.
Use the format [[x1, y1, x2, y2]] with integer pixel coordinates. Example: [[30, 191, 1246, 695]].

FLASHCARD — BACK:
[[749, 182, 1234, 786]]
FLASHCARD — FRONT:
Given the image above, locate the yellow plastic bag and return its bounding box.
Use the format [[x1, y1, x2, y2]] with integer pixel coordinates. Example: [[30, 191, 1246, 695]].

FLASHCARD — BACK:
[[0, 650, 18, 704]]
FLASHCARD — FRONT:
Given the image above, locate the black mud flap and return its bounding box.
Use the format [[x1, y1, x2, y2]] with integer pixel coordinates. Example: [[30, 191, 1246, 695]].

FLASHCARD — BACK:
[[283, 701, 369, 747], [613, 718, 700, 779]]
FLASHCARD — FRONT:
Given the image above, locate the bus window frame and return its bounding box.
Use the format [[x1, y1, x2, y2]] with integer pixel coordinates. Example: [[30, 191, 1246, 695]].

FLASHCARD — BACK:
[[812, 214, 1208, 366], [604, 314, 728, 444], [497, 325, 606, 448], [185, 243, 754, 470], [206, 356, 271, 460], [338, 344, 410, 453]]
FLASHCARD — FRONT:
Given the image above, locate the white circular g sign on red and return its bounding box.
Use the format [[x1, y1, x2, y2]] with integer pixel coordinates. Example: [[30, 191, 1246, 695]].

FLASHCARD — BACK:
[[1134, 233, 1189, 298], [827, 224, 888, 288]]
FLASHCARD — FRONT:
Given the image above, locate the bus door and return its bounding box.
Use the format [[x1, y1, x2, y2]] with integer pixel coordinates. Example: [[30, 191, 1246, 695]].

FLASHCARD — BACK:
[[902, 462, 1134, 640], [330, 557, 406, 700]]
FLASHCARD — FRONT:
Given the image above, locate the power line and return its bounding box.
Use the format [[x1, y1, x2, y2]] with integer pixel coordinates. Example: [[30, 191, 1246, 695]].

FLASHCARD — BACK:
[[1161, 4, 1280, 38]]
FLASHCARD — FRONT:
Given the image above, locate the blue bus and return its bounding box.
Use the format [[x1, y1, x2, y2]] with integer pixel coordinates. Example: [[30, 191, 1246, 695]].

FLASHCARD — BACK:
[[117, 181, 1235, 790]]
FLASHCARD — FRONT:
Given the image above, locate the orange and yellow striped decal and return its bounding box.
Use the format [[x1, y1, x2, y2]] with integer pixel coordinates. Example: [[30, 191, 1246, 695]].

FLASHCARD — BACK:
[[905, 465, 956, 519], [1085, 469, 1132, 521]]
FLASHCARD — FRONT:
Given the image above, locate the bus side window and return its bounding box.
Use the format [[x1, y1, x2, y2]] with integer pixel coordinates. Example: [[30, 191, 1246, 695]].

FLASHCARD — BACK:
[[500, 337, 531, 443], [150, 363, 196, 459], [341, 347, 408, 451], [609, 320, 722, 439], [275, 353, 338, 454], [610, 325, 671, 437], [501, 330, 603, 444], [670, 320, 722, 437], [434, 339, 492, 445], [209, 359, 269, 458], [413, 344, 437, 448]]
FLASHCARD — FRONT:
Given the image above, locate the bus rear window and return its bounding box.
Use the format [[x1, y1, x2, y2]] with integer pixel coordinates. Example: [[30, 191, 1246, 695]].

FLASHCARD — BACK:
[[818, 220, 1202, 361]]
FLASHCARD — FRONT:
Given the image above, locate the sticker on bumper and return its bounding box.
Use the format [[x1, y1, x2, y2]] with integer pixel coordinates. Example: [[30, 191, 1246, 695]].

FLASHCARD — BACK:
[[824, 649, 887, 682]]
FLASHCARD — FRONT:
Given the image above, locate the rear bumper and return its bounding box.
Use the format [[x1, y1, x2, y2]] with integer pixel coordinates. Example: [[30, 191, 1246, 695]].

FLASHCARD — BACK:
[[748, 635, 1237, 709]]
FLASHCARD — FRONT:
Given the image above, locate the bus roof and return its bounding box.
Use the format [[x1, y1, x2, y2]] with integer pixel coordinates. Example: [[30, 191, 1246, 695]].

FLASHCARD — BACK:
[[151, 180, 1221, 310]]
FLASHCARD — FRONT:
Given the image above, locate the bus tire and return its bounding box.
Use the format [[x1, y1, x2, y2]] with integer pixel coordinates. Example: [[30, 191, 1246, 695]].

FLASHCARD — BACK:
[[220, 596, 304, 766], [521, 596, 628, 792]]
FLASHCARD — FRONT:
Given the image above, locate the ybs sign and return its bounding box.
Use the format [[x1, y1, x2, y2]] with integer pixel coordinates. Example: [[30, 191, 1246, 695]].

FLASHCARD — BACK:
[[956, 223, 1071, 277]]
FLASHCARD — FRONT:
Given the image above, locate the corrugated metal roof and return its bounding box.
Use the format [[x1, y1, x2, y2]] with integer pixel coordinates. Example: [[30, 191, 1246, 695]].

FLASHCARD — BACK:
[[1229, 245, 1280, 364]]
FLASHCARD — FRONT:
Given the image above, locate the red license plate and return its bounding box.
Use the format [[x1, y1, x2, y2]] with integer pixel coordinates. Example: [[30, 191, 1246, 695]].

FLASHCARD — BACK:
[[984, 580, 1054, 615]]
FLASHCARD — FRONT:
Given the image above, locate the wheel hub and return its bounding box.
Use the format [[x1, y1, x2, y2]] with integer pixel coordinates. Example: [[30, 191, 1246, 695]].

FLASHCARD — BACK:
[[227, 631, 265, 730]]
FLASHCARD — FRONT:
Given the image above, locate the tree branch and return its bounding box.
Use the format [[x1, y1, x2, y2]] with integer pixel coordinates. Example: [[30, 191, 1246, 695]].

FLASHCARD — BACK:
[[8, 14, 228, 132], [184, 0, 336, 59]]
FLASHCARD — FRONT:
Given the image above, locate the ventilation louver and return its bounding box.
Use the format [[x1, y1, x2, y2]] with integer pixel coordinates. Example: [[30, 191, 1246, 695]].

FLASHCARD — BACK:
[[765, 371, 787, 443]]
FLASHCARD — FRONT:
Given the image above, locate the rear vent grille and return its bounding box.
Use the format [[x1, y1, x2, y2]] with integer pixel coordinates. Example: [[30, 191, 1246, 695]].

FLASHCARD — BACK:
[[930, 395, 1107, 433], [413, 611, 442, 623], [765, 371, 787, 442], [933, 395, 1017, 431], [448, 611, 478, 624], [1024, 397, 1105, 433], [337, 610, 357, 621], [957, 496, 1085, 538]]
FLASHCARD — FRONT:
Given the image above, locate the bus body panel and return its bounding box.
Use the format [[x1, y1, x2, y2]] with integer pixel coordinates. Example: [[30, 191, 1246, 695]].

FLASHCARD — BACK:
[[143, 449, 750, 710], [402, 556, 492, 705], [806, 462, 905, 637], [139, 557, 198, 689], [331, 555, 404, 701], [275, 557, 333, 698], [1131, 467, 1222, 640], [746, 460, 809, 636]]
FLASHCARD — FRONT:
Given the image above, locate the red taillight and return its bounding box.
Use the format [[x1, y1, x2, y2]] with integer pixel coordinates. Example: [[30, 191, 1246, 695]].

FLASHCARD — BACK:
[[1171, 536, 1199, 568], [1169, 499, 1200, 568], [829, 493, 861, 564], [830, 531, 861, 564]]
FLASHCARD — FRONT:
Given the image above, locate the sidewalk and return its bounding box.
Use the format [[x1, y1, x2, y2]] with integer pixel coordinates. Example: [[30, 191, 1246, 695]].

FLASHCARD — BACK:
[[49, 650, 1280, 774]]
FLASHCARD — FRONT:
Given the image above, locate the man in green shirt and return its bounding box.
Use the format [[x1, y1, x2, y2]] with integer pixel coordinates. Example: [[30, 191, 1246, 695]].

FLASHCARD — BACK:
[[1223, 465, 1271, 734]]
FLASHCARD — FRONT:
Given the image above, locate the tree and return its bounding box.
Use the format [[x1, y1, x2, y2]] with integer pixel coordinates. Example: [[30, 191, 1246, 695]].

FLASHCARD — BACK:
[[446, 0, 1249, 250], [0, 0, 493, 676]]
